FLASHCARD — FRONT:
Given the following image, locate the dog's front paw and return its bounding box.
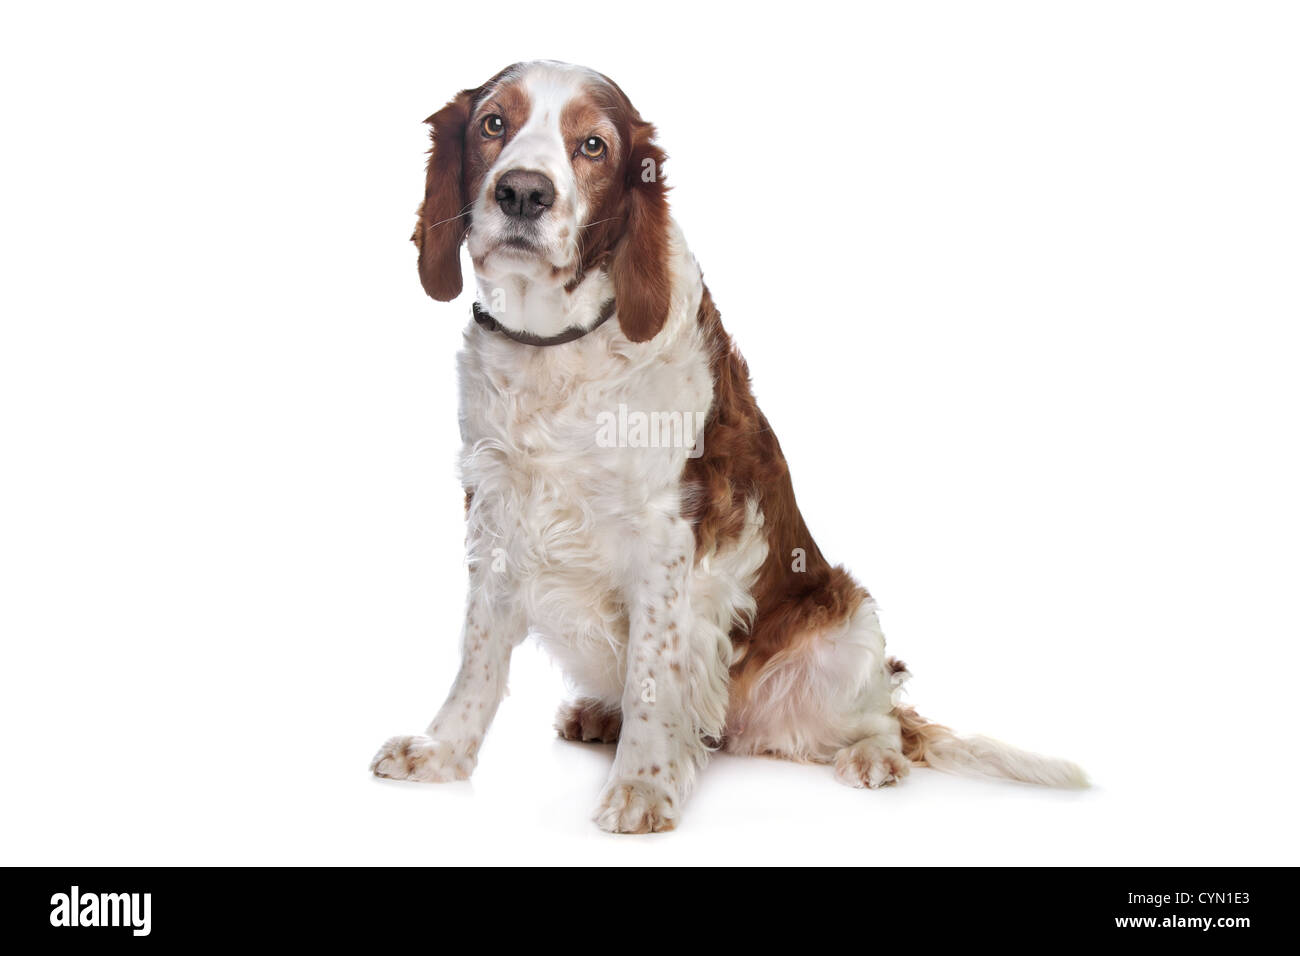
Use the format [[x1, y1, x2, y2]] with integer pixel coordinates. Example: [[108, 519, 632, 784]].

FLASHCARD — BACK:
[[594, 779, 678, 834], [833, 741, 911, 789], [370, 735, 477, 783]]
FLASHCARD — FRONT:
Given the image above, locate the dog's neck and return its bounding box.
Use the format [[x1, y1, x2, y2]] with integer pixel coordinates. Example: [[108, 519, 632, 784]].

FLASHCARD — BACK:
[[473, 268, 614, 340]]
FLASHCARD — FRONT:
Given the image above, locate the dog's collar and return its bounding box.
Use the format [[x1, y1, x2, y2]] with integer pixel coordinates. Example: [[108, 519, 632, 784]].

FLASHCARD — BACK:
[[471, 299, 617, 347]]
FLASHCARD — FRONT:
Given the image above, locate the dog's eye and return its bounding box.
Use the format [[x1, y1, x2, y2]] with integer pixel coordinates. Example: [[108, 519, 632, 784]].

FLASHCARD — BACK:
[[579, 136, 606, 159], [482, 115, 505, 138]]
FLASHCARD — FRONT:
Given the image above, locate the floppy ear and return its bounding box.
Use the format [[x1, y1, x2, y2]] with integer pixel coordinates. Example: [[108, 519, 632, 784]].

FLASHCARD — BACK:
[[413, 90, 476, 301], [610, 126, 672, 342]]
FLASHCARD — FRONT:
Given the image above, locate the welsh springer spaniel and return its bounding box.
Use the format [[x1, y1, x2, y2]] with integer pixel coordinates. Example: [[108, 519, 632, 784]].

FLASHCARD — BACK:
[[371, 60, 1086, 833]]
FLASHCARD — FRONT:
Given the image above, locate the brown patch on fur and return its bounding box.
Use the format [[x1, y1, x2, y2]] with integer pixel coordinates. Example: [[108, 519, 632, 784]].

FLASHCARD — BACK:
[[684, 287, 870, 705], [894, 704, 953, 766], [476, 81, 532, 142], [561, 92, 622, 184]]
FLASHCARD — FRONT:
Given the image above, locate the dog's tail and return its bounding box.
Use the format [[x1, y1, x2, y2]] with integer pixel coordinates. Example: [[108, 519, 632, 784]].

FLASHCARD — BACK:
[[889, 660, 1088, 788]]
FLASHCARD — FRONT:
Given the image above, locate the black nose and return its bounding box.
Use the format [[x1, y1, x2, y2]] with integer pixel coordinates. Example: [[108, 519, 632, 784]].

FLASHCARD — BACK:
[[494, 169, 555, 220]]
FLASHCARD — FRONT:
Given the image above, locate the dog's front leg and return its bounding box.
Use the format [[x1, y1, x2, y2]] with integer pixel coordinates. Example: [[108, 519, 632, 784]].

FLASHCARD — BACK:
[[370, 576, 523, 783], [594, 521, 729, 833]]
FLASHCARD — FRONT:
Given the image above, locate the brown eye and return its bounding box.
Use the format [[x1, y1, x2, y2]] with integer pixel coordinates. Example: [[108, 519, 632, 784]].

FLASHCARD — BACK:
[[482, 115, 505, 138], [580, 136, 606, 158]]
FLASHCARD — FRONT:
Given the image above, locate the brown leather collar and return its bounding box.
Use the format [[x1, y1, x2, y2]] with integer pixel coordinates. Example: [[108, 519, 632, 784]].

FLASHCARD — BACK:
[[471, 299, 617, 347]]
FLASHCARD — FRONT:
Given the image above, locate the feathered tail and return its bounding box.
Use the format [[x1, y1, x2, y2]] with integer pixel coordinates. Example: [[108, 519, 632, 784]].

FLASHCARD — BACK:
[[889, 660, 1088, 788]]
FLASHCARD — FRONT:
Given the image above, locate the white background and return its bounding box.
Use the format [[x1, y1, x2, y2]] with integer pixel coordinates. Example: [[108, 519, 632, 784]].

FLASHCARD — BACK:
[[2, 1, 1297, 865]]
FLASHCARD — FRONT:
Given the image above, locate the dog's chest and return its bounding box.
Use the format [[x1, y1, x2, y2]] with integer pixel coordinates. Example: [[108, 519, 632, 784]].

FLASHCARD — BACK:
[[456, 325, 713, 601]]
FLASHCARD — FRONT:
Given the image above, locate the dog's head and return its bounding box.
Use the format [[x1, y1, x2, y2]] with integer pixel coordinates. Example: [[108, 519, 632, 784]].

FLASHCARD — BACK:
[[412, 61, 672, 342]]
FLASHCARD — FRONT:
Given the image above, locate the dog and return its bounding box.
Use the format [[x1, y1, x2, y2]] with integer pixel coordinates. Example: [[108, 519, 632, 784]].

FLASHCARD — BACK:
[[370, 60, 1087, 833]]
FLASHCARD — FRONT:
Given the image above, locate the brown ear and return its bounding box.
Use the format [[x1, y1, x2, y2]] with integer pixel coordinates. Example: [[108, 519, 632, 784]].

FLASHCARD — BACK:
[[413, 90, 477, 301], [610, 127, 672, 342]]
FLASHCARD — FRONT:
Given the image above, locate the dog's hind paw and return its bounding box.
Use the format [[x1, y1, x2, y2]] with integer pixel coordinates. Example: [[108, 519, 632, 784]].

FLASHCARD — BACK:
[[555, 698, 622, 743], [833, 740, 911, 789]]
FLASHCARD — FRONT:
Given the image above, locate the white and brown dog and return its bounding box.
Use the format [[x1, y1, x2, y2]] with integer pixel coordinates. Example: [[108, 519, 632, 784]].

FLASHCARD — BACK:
[[370, 60, 1086, 833]]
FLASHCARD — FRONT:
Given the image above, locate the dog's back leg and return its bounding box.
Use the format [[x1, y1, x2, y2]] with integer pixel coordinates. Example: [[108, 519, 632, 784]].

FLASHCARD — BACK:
[[724, 599, 903, 769], [725, 594, 1087, 788]]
